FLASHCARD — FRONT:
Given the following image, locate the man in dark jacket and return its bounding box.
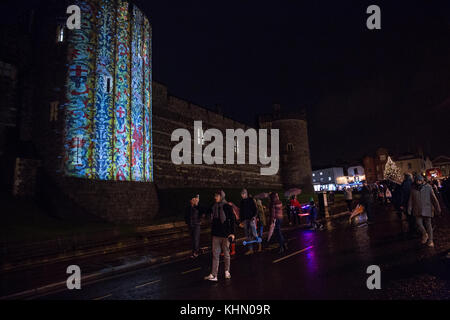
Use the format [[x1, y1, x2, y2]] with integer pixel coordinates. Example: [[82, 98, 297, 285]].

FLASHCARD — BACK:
[[239, 188, 258, 255], [185, 194, 206, 258], [399, 173, 415, 234], [204, 190, 235, 282], [360, 182, 374, 223]]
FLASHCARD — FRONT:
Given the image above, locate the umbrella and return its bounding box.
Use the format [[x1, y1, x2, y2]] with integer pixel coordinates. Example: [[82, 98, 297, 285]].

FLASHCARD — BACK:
[[254, 192, 269, 200], [284, 188, 302, 198], [267, 219, 276, 242]]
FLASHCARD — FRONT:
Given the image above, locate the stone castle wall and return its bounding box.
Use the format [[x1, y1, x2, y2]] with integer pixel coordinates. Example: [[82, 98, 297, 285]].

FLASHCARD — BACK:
[[152, 81, 283, 189]]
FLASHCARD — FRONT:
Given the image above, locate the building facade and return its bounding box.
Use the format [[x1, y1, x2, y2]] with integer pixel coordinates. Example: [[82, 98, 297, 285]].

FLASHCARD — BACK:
[[432, 156, 450, 177], [311, 167, 344, 191], [363, 147, 433, 183], [259, 106, 313, 193], [5, 0, 313, 223]]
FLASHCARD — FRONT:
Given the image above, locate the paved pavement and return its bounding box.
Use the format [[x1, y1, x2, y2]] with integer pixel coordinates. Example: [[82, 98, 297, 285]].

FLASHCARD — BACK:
[[38, 205, 450, 300]]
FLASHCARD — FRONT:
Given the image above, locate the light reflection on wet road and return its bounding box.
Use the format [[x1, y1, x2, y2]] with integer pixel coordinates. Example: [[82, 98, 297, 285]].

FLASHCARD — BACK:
[[42, 206, 450, 300]]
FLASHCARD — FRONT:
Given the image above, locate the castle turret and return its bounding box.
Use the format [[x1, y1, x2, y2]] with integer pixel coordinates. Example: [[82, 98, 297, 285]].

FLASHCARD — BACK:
[[259, 105, 313, 192]]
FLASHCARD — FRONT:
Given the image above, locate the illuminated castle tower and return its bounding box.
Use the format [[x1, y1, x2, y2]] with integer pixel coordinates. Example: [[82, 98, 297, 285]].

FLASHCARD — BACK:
[[259, 105, 313, 193], [63, 0, 153, 182], [30, 0, 158, 223]]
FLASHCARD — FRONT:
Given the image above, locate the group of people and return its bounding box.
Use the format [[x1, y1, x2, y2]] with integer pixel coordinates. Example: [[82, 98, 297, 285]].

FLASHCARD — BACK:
[[349, 173, 447, 247], [184, 189, 288, 282], [287, 195, 323, 230], [394, 173, 446, 247]]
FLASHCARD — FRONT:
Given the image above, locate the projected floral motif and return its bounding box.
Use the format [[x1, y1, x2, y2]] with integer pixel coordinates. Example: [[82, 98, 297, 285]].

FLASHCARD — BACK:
[[64, 0, 153, 182]]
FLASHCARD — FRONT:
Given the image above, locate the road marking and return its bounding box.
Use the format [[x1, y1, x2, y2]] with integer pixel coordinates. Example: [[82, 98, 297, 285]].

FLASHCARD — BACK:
[[135, 279, 160, 289], [181, 267, 201, 275], [272, 246, 314, 264], [93, 293, 112, 300]]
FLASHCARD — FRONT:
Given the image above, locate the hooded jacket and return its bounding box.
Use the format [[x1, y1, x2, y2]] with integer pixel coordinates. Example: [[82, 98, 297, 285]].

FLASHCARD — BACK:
[[239, 197, 257, 221], [210, 201, 235, 237], [408, 183, 441, 217]]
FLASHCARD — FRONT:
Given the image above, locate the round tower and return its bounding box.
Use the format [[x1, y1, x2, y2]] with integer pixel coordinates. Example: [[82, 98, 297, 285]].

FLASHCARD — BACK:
[[259, 106, 313, 192]]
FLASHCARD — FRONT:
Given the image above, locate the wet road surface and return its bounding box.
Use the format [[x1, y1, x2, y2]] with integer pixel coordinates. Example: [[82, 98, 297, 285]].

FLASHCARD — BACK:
[[42, 205, 450, 300]]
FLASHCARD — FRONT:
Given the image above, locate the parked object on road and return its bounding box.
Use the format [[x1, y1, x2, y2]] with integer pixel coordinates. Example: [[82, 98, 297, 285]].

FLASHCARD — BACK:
[[348, 204, 368, 226]]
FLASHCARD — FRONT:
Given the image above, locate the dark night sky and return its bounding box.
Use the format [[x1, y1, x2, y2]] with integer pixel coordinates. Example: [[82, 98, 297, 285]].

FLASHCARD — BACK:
[[3, 0, 450, 167]]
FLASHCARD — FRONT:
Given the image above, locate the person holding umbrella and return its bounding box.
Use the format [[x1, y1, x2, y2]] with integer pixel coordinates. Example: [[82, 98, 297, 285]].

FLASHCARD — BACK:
[[284, 188, 302, 225]]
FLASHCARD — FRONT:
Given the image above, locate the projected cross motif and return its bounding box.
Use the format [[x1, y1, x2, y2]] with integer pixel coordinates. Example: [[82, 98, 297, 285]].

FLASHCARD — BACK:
[[64, 0, 153, 182]]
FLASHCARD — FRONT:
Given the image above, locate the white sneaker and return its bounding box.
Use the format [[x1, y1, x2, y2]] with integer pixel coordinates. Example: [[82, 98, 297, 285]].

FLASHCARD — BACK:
[[421, 233, 429, 244], [204, 274, 218, 281], [225, 271, 231, 279]]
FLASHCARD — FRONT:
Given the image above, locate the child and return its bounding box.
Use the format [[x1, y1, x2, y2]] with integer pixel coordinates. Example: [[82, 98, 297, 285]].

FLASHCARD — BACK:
[[309, 199, 324, 231]]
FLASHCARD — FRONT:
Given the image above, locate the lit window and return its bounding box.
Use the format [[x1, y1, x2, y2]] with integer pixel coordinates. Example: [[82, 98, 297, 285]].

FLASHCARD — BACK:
[[50, 101, 59, 122], [197, 128, 204, 145], [328, 177, 331, 181], [320, 172, 323, 175], [287, 143, 294, 152], [312, 173, 315, 177], [57, 25, 64, 42], [73, 136, 83, 166], [104, 75, 113, 93]]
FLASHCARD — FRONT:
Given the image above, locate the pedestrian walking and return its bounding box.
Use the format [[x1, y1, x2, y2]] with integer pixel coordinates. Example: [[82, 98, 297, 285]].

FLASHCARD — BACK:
[[184, 194, 205, 258], [308, 199, 324, 230], [255, 199, 266, 252], [360, 181, 374, 224], [344, 187, 353, 212], [239, 188, 258, 255], [408, 175, 441, 247], [288, 195, 302, 225], [204, 190, 236, 281], [400, 173, 415, 235], [385, 187, 392, 204], [269, 192, 287, 254]]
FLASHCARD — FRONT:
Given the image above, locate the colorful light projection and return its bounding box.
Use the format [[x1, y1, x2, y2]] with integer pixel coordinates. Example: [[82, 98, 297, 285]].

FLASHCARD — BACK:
[[64, 0, 153, 182]]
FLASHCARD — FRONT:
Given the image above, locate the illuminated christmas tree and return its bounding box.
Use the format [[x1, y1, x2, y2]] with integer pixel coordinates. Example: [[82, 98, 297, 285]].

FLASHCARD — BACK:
[[384, 156, 402, 183]]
